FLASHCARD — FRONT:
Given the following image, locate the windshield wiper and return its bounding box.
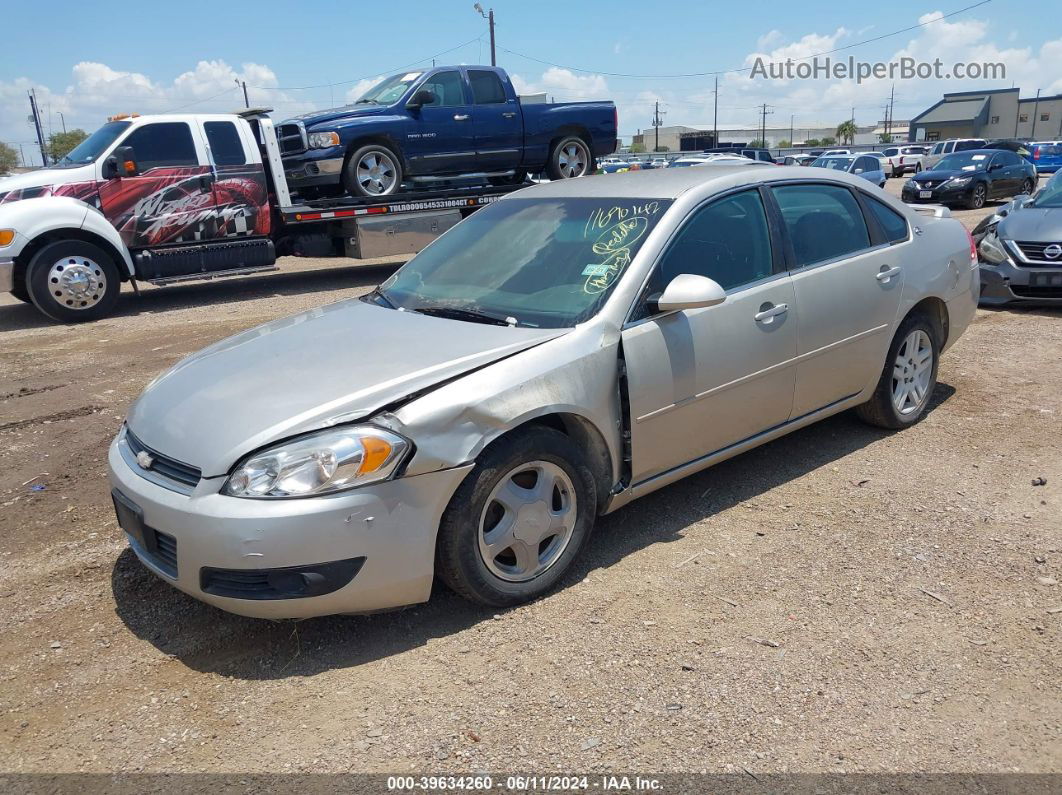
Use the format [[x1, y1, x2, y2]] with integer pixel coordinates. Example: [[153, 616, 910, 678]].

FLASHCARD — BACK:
[[412, 304, 517, 327], [354, 99, 378, 105], [364, 287, 395, 308]]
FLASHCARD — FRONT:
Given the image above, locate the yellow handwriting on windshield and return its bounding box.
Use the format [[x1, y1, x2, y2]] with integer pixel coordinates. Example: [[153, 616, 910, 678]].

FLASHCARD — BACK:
[[583, 201, 661, 294]]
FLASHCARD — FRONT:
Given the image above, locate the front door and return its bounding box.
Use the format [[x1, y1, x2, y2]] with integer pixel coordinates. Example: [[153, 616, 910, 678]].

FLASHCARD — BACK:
[[468, 69, 522, 172], [770, 182, 905, 416], [97, 120, 221, 248], [403, 70, 475, 176], [622, 188, 798, 485]]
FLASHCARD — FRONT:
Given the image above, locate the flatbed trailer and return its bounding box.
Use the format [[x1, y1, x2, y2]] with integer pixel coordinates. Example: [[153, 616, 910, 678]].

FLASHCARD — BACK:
[[0, 109, 533, 322]]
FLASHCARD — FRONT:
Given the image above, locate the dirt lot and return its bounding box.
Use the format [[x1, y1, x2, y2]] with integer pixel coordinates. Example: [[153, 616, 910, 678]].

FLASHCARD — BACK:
[[1, 179, 1060, 777]]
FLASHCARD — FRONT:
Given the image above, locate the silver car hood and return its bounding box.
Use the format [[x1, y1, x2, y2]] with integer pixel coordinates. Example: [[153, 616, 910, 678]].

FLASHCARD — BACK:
[[998, 207, 1062, 241], [126, 299, 564, 476]]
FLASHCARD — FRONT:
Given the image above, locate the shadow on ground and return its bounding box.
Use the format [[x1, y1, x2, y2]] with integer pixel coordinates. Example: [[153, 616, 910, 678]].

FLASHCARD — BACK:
[[111, 383, 956, 680]]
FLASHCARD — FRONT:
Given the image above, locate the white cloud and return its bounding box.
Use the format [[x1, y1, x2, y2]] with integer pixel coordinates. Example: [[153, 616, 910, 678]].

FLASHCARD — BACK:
[[345, 77, 384, 104]]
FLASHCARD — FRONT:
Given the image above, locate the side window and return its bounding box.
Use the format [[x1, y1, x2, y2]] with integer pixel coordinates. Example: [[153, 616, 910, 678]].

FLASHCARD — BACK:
[[956, 140, 982, 152], [865, 196, 909, 243], [204, 121, 246, 166], [1001, 150, 1020, 165], [121, 122, 198, 170], [857, 157, 874, 172], [931, 143, 945, 154], [420, 71, 465, 107], [772, 183, 871, 268], [647, 189, 774, 295], [468, 70, 507, 105], [943, 141, 955, 154]]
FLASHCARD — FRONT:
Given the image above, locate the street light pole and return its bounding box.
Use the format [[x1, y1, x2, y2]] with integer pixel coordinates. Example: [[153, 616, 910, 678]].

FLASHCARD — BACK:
[[474, 4, 496, 66], [58, 111, 66, 133]]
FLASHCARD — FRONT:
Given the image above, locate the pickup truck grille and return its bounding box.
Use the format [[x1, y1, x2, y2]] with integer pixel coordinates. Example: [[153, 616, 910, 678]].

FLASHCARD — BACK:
[[277, 123, 307, 155], [1013, 240, 1062, 264]]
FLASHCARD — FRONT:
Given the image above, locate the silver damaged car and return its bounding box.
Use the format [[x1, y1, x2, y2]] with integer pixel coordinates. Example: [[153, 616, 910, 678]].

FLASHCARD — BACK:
[[108, 165, 978, 618]]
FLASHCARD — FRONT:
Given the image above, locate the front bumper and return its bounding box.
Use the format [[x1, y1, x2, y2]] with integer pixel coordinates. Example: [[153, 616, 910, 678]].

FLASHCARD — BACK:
[[979, 258, 1062, 305], [282, 148, 345, 189], [107, 432, 473, 619], [901, 182, 972, 205], [0, 258, 13, 293]]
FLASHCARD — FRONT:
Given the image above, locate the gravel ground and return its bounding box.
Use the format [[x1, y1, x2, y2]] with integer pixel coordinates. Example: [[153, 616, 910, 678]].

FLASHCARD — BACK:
[[0, 179, 1059, 777]]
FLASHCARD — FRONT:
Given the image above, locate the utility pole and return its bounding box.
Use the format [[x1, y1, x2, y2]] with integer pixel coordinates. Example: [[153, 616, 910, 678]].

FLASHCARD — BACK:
[[887, 83, 895, 139], [474, 4, 496, 66], [28, 90, 48, 167], [234, 79, 249, 108], [789, 114, 794, 148], [713, 75, 718, 147], [1031, 88, 1042, 137], [652, 101, 666, 152], [760, 103, 773, 147], [57, 111, 66, 133]]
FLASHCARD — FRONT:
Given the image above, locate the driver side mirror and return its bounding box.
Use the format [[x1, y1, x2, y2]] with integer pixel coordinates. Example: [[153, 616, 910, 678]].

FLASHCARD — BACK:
[[853, 168, 863, 174], [406, 89, 435, 110], [647, 274, 727, 314], [989, 162, 1003, 172], [103, 145, 139, 179]]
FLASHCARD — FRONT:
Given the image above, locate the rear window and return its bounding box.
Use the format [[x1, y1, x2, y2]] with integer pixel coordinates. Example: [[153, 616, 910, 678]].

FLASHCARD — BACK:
[[955, 140, 986, 152], [772, 183, 871, 268], [204, 121, 246, 166], [865, 196, 909, 243], [469, 70, 507, 104]]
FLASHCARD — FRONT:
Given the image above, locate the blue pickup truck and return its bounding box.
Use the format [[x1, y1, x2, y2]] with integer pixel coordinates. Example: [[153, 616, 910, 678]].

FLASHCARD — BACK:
[[278, 65, 617, 197]]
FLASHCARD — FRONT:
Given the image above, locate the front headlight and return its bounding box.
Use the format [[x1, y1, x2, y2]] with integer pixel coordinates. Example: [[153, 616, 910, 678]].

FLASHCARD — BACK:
[[308, 131, 341, 149], [904, 179, 916, 188], [223, 426, 410, 499], [948, 176, 972, 187], [978, 231, 1010, 265]]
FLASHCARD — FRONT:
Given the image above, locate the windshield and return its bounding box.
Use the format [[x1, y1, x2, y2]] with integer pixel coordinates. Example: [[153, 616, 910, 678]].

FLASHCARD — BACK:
[[354, 72, 423, 105], [52, 121, 131, 168], [377, 197, 673, 328], [812, 157, 854, 170], [934, 152, 991, 172], [1032, 172, 1062, 208]]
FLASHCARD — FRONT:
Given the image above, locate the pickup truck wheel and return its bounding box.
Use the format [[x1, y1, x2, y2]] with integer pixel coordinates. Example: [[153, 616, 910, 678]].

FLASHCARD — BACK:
[[547, 136, 592, 180], [25, 240, 121, 323], [10, 275, 31, 303], [435, 426, 596, 607], [343, 144, 402, 197]]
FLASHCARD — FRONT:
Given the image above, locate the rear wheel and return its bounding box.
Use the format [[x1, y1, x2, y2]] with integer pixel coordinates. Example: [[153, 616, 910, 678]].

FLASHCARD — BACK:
[[25, 240, 121, 323], [856, 314, 939, 430], [342, 144, 402, 198], [1020, 177, 1034, 194], [547, 136, 592, 180], [435, 426, 596, 607]]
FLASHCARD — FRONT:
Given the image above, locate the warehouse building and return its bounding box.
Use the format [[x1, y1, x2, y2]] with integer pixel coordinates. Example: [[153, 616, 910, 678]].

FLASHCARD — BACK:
[[910, 88, 1062, 142]]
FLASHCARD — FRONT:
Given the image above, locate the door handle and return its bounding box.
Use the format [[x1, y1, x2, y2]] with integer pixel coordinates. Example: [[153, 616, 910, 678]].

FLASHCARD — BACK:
[[453, 114, 470, 121], [754, 303, 788, 323], [876, 265, 902, 283], [502, 112, 516, 119]]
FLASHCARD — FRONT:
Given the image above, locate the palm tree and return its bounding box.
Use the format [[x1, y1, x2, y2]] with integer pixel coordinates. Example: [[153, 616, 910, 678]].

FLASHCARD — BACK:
[[836, 119, 858, 146]]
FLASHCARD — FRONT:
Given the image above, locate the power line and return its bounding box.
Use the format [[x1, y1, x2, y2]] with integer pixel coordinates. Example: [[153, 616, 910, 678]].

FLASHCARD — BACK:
[[496, 0, 992, 79]]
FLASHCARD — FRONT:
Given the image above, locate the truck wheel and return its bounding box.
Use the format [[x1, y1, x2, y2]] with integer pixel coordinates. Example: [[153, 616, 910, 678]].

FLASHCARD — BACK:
[[547, 136, 592, 180], [10, 274, 31, 303], [25, 240, 121, 323], [435, 426, 596, 607], [343, 144, 402, 198]]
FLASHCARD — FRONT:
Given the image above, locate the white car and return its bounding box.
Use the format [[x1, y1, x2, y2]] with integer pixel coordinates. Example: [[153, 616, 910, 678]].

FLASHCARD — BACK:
[[668, 154, 770, 168], [863, 151, 894, 178], [823, 149, 852, 156], [882, 145, 930, 177]]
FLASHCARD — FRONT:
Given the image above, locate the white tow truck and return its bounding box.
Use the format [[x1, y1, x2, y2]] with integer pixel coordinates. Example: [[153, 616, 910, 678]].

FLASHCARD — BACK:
[[0, 109, 526, 322]]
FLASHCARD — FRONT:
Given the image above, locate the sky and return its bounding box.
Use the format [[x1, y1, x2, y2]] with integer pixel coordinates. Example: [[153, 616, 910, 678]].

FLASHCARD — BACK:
[[3, 0, 1062, 164]]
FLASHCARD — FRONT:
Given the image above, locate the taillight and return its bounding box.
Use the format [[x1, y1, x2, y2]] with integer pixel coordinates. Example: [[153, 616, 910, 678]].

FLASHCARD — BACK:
[[966, 229, 977, 265], [1033, 146, 1041, 160]]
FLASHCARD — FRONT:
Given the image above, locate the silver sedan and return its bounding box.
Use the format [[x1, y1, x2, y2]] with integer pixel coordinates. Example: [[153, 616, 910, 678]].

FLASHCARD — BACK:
[[108, 165, 978, 618]]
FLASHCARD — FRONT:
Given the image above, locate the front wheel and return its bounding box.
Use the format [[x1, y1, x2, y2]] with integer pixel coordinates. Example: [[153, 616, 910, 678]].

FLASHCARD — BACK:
[[435, 426, 596, 607], [856, 314, 939, 430], [547, 136, 592, 180], [25, 240, 121, 323], [342, 144, 403, 198], [966, 183, 987, 210]]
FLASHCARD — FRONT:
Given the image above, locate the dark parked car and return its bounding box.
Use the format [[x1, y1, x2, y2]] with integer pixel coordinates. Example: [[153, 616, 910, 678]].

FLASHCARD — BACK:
[[975, 170, 1062, 305], [902, 149, 1037, 209], [278, 65, 617, 197]]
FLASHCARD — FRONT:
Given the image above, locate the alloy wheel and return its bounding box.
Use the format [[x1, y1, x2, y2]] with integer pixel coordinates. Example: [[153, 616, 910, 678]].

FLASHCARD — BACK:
[[356, 151, 398, 195], [557, 141, 589, 178], [891, 329, 934, 416]]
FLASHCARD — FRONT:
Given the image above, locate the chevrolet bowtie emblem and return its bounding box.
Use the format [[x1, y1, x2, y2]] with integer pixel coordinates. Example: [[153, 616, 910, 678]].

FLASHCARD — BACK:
[[135, 450, 155, 470]]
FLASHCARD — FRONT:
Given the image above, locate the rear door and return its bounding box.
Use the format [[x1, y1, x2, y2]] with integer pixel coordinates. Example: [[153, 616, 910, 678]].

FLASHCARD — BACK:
[[770, 181, 906, 416], [622, 187, 797, 484], [97, 120, 218, 248], [468, 69, 523, 172], [403, 70, 475, 176], [203, 120, 270, 238]]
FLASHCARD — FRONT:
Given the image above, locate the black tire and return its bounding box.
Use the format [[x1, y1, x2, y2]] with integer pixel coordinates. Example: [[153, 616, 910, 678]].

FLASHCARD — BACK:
[[25, 240, 121, 323], [488, 170, 527, 187], [1020, 177, 1034, 195], [342, 144, 403, 198], [966, 182, 987, 210], [435, 426, 597, 607], [10, 272, 31, 303], [856, 313, 940, 430], [546, 136, 593, 180]]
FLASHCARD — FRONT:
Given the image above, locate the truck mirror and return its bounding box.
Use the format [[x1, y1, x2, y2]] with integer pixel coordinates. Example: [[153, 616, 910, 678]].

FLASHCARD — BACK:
[[109, 146, 139, 178], [407, 89, 435, 110]]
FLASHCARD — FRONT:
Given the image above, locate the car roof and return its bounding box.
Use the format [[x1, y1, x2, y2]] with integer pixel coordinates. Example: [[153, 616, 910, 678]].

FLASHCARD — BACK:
[[511, 164, 819, 200]]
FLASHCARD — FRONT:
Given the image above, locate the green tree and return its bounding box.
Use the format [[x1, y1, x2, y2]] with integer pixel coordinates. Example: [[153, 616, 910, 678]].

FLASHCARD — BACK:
[[820, 136, 837, 146], [805, 138, 821, 147], [657, 145, 669, 152], [748, 138, 767, 148], [629, 142, 646, 153], [47, 129, 89, 161], [835, 119, 858, 145], [0, 142, 17, 176], [777, 139, 791, 148], [878, 133, 893, 144]]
